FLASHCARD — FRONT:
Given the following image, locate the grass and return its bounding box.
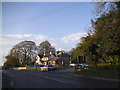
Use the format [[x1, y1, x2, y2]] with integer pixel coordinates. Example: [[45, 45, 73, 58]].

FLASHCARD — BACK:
[[75, 63, 119, 79]]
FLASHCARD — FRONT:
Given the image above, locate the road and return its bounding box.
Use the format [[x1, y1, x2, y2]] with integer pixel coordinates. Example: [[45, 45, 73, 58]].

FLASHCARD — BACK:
[[2, 67, 119, 88]]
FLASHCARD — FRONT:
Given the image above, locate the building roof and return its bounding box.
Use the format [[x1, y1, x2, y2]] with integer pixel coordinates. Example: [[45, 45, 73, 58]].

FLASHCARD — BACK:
[[49, 57, 59, 62], [58, 53, 70, 57]]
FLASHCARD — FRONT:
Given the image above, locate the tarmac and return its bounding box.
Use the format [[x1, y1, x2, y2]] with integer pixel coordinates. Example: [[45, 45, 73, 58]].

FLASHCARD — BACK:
[[1, 68, 119, 89], [2, 72, 14, 89]]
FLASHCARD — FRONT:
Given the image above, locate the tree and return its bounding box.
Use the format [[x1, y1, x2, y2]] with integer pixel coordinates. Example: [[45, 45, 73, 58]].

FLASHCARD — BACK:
[[71, 2, 120, 65], [94, 11, 120, 62], [95, 2, 118, 16], [2, 55, 21, 69], [10, 41, 37, 66], [38, 40, 55, 55], [71, 34, 99, 66]]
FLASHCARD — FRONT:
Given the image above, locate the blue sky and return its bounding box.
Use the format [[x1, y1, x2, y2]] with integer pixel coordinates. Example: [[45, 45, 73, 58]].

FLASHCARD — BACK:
[[1, 2, 96, 66], [3, 2, 95, 36]]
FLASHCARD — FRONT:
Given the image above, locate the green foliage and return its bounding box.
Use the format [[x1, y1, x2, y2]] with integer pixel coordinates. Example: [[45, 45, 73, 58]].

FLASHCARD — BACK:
[[2, 55, 21, 69], [94, 11, 120, 57], [71, 2, 120, 65]]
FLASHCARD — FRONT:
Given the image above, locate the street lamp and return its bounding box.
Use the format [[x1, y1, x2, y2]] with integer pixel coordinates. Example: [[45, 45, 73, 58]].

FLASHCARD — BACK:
[[70, 54, 71, 64]]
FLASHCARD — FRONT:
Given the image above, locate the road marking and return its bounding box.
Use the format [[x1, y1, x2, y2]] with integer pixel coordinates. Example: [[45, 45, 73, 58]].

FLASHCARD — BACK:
[[26, 72, 68, 83], [44, 76, 67, 83], [73, 74, 79, 76]]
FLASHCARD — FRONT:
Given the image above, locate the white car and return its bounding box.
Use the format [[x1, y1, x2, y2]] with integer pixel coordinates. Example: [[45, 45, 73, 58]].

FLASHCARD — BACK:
[[69, 63, 76, 67]]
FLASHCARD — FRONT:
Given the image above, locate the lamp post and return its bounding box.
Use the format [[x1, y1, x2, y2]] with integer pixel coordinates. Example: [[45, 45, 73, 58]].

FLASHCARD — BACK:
[[70, 54, 71, 64]]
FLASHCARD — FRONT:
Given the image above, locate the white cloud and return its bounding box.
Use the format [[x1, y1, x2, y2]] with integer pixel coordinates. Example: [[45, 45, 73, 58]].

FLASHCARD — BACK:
[[2, 34, 33, 39], [1, 33, 87, 66], [35, 35, 47, 40], [61, 33, 87, 44], [1, 34, 49, 65]]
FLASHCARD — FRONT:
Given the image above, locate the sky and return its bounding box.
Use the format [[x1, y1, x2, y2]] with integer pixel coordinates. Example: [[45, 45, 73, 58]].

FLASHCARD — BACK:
[[1, 2, 96, 66]]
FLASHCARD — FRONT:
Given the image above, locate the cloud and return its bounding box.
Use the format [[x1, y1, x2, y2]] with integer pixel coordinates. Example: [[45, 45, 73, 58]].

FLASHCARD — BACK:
[[35, 35, 47, 40], [1, 34, 48, 45], [2, 34, 33, 39], [1, 33, 87, 65], [61, 33, 87, 44], [1, 33, 87, 52]]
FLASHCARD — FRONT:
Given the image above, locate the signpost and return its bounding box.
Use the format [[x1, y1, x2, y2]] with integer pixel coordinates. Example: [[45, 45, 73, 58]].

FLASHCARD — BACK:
[[77, 56, 83, 64]]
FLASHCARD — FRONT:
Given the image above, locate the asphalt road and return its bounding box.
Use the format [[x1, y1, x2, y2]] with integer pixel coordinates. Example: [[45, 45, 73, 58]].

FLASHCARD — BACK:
[[2, 67, 119, 88]]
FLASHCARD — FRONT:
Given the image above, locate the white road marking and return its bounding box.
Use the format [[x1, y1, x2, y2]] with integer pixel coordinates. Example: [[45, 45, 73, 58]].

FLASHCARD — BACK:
[[22, 71, 68, 83]]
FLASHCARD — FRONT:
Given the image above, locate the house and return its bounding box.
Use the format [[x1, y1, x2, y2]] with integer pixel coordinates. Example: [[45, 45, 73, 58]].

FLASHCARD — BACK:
[[48, 57, 60, 67], [35, 51, 56, 65], [35, 50, 71, 67], [35, 55, 42, 65], [48, 51, 71, 67], [57, 51, 71, 66]]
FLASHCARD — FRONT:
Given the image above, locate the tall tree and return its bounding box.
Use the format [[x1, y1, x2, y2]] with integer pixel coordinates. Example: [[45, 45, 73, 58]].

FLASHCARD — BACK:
[[71, 2, 120, 65], [10, 41, 37, 66], [38, 40, 55, 55], [94, 10, 120, 61], [95, 2, 118, 16]]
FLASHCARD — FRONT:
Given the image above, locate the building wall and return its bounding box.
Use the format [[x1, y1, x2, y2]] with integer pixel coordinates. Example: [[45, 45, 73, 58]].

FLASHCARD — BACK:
[[59, 57, 71, 66]]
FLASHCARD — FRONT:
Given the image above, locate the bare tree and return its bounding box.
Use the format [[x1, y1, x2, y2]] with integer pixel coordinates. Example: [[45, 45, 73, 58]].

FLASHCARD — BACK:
[[38, 40, 55, 55], [10, 41, 37, 66]]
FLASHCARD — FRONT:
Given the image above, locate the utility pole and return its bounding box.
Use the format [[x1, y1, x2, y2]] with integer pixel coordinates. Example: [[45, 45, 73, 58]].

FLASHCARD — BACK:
[[70, 54, 71, 64], [44, 48, 45, 56], [77, 56, 79, 64]]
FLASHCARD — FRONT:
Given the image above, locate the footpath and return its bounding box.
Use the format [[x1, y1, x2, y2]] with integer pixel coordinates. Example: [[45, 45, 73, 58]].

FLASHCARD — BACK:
[[56, 66, 119, 82], [74, 72, 119, 82]]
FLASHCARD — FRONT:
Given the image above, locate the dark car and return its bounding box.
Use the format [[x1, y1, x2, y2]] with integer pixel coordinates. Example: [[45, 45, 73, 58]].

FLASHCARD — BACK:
[[44, 65, 57, 71], [36, 65, 44, 67], [75, 64, 83, 72], [75, 64, 91, 72], [36, 65, 45, 70]]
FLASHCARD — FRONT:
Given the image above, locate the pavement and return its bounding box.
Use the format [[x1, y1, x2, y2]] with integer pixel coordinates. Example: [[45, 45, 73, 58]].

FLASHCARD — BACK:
[[54, 67, 119, 82]]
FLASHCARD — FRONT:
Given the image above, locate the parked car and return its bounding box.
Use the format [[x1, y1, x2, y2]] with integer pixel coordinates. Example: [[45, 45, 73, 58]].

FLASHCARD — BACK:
[[75, 64, 91, 71], [69, 63, 77, 67], [79, 64, 91, 69], [44, 65, 57, 71], [40, 66, 48, 72], [36, 65, 45, 70], [75, 64, 83, 71], [36, 65, 44, 67], [26, 65, 36, 70]]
